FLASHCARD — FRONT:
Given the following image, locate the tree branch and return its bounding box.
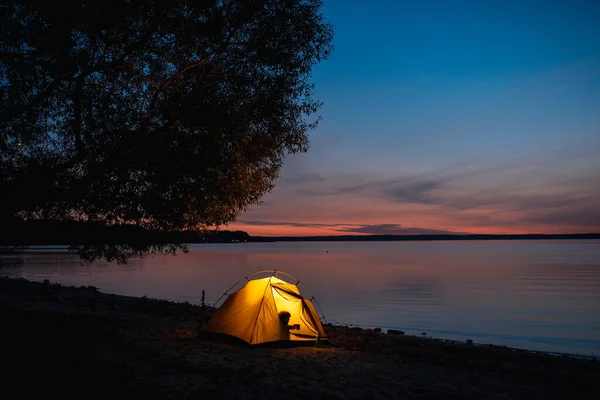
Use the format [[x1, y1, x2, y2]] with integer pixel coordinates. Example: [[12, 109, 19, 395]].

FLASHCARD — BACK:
[[73, 74, 85, 154], [0, 79, 61, 124], [0, 133, 7, 152], [145, 57, 212, 123], [141, 16, 246, 129]]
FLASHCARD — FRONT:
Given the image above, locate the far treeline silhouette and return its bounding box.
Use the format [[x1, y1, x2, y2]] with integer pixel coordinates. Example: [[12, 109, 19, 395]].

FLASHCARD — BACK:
[[1, 218, 597, 250], [0, 0, 333, 262], [251, 233, 600, 242], [0, 218, 250, 247]]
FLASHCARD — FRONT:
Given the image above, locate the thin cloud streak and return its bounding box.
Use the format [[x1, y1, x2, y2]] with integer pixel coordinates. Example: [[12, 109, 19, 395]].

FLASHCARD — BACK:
[[279, 172, 326, 184], [332, 224, 467, 235], [237, 220, 340, 229], [232, 221, 470, 236]]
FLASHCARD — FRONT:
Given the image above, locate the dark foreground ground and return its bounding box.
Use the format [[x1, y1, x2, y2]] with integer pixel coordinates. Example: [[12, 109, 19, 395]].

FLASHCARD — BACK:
[[1, 276, 598, 399]]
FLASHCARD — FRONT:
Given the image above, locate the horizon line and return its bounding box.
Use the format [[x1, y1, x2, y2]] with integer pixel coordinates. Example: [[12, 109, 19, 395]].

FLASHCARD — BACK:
[[235, 232, 600, 238]]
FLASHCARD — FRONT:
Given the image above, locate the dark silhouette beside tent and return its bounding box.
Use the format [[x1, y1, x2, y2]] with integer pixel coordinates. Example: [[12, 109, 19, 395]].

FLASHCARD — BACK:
[[202, 271, 327, 345]]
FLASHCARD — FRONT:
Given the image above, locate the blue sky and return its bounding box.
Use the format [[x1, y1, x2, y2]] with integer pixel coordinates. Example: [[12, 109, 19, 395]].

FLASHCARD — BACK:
[[229, 0, 600, 236]]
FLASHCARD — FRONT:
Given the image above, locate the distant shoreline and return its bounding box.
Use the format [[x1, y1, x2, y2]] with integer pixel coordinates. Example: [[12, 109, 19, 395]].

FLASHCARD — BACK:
[[2, 233, 598, 247], [247, 233, 600, 243]]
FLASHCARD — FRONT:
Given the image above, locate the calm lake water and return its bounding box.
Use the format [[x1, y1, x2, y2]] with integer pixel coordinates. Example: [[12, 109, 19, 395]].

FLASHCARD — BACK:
[[3, 240, 600, 356]]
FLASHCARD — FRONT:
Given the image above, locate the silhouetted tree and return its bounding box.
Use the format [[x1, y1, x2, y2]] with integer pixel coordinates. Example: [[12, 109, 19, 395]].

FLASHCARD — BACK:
[[0, 0, 333, 262]]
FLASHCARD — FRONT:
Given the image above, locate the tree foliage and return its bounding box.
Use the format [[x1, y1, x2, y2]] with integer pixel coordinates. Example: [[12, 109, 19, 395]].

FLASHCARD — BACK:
[[0, 0, 333, 261]]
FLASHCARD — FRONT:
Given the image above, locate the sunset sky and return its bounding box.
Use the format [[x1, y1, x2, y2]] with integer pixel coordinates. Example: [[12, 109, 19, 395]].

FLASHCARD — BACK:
[[228, 0, 600, 236]]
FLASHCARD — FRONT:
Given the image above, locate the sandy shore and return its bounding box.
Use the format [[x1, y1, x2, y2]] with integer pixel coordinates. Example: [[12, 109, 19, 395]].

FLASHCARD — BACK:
[[1, 276, 598, 399]]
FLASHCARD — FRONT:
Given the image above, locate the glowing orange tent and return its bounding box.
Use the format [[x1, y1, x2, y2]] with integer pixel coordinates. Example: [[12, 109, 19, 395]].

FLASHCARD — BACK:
[[203, 271, 327, 345]]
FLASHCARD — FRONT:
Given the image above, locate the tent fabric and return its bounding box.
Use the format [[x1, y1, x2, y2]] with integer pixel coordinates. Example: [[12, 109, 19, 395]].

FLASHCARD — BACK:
[[203, 276, 326, 345]]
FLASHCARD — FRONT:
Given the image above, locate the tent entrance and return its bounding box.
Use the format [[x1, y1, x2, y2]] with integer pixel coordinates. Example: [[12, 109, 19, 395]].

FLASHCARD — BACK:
[[203, 271, 327, 345]]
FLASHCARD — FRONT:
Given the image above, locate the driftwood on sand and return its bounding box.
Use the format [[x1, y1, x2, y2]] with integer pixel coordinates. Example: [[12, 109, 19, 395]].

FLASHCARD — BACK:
[[1, 277, 598, 399]]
